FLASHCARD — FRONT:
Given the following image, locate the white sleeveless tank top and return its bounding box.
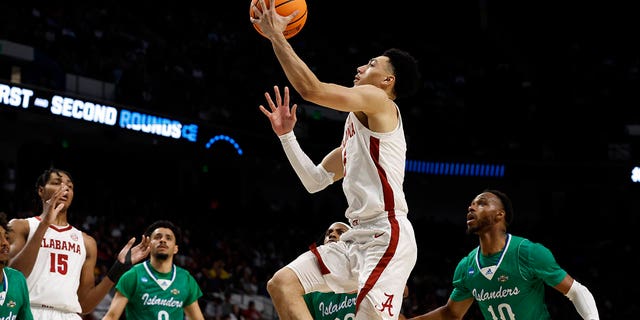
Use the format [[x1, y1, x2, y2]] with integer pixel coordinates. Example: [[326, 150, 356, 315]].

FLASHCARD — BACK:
[[26, 216, 86, 313], [340, 104, 408, 223]]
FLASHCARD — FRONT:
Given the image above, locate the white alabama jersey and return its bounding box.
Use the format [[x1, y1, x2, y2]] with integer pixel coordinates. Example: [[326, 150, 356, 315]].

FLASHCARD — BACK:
[[340, 105, 408, 223], [26, 216, 86, 314]]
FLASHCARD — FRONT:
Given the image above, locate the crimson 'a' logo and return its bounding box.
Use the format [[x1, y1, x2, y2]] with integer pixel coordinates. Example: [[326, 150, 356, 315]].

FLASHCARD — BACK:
[[376, 293, 395, 317]]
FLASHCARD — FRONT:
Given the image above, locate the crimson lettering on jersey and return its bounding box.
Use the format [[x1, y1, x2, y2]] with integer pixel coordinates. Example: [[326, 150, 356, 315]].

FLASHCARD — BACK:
[[41, 238, 82, 253], [345, 120, 356, 140], [341, 118, 357, 177], [341, 117, 356, 149]]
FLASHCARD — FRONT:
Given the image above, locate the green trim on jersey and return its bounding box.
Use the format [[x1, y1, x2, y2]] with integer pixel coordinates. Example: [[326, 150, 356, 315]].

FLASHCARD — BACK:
[[450, 234, 567, 320], [304, 292, 357, 320], [116, 261, 203, 320], [0, 267, 34, 320]]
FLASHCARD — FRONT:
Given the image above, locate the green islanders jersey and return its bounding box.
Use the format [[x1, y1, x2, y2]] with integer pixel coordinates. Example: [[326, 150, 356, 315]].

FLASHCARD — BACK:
[[304, 292, 357, 320], [450, 234, 567, 320], [116, 261, 203, 319], [0, 267, 33, 320]]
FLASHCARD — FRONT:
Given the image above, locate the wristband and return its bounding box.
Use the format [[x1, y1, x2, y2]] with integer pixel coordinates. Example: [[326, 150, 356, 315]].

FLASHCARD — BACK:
[[107, 248, 132, 283]]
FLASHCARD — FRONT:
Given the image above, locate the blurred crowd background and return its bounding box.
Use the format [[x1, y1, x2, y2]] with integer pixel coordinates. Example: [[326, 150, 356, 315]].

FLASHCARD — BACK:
[[1, 1, 639, 319]]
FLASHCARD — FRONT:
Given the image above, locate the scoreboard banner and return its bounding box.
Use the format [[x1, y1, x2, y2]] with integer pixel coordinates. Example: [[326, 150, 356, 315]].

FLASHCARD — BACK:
[[0, 80, 198, 143]]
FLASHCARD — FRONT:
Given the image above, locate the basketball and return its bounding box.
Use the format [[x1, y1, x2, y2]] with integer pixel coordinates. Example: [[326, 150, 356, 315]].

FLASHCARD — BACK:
[[250, 0, 307, 39]]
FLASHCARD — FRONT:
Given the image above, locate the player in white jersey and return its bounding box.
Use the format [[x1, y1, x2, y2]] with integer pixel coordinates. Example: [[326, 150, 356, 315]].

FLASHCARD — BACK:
[[253, 4, 422, 318], [8, 168, 151, 319], [23, 216, 86, 314]]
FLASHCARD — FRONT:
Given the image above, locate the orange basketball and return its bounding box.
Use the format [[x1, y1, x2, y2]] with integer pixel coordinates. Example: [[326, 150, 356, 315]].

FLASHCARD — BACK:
[[250, 0, 307, 39]]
